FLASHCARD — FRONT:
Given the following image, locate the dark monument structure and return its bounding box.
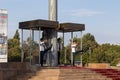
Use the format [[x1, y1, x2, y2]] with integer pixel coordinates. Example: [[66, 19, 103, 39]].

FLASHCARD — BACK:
[[19, 0, 85, 67]]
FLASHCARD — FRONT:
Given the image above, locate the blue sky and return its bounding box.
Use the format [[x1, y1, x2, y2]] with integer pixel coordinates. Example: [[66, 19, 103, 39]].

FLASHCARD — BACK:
[[0, 0, 120, 44]]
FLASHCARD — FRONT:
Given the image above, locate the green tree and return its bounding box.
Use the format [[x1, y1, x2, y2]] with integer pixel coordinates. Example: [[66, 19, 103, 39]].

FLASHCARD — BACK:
[[13, 29, 20, 41], [8, 29, 21, 62], [66, 33, 120, 66], [22, 37, 39, 62], [90, 43, 120, 66], [65, 33, 98, 65]]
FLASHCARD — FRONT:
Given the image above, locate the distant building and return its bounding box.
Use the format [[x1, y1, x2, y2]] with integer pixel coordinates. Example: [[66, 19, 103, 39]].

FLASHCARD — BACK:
[[0, 9, 8, 62]]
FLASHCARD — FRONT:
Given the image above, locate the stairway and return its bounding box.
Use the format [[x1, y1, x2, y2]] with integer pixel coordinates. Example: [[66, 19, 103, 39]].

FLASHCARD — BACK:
[[11, 66, 114, 80], [59, 67, 112, 80], [92, 69, 120, 80]]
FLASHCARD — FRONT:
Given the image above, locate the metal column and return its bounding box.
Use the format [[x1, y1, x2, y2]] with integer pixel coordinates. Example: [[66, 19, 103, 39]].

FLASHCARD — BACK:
[[21, 29, 24, 62], [71, 32, 73, 65], [38, 27, 41, 64], [32, 30, 34, 64], [80, 31, 83, 66], [30, 29, 34, 64], [29, 29, 31, 64], [62, 31, 66, 64]]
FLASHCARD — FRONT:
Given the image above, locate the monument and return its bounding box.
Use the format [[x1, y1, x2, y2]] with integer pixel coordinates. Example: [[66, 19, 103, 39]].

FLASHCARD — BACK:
[[45, 0, 58, 66], [19, 0, 85, 67]]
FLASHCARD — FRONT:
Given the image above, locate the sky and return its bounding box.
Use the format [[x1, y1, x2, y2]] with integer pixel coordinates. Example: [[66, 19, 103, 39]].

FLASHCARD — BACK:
[[0, 0, 120, 44]]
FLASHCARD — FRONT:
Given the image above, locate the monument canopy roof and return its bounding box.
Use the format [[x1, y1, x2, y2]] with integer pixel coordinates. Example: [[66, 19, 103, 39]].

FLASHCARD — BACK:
[[19, 19, 85, 32], [19, 19, 59, 30], [58, 23, 85, 32]]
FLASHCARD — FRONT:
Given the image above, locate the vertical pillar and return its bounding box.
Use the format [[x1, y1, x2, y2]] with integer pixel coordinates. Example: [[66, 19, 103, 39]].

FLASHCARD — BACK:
[[49, 0, 57, 21], [48, 0, 58, 66], [32, 30, 34, 64], [80, 31, 83, 66], [30, 29, 32, 64], [21, 29, 24, 62], [38, 27, 41, 64], [63, 31, 66, 63], [71, 32, 73, 65], [30, 29, 34, 64]]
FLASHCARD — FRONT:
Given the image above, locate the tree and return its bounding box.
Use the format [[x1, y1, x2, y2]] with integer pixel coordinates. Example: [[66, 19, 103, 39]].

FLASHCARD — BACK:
[[13, 29, 20, 41], [8, 31, 120, 66], [65, 33, 98, 65], [8, 29, 21, 62], [82, 33, 98, 48], [21, 37, 40, 62], [90, 43, 120, 66]]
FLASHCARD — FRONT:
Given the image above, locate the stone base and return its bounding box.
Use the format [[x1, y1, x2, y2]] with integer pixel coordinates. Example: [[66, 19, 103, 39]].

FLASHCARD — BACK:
[[87, 63, 110, 69]]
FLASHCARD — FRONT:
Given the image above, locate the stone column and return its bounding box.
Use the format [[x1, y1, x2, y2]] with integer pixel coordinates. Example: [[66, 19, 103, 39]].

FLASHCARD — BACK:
[[44, 0, 58, 66]]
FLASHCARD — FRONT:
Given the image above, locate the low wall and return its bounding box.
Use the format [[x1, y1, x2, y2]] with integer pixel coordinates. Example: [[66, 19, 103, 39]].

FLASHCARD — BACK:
[[0, 62, 29, 80], [87, 63, 110, 69], [0, 68, 17, 80]]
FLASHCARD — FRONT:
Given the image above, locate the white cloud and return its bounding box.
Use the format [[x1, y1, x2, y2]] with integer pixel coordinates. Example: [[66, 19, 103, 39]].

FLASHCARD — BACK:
[[70, 9, 104, 17]]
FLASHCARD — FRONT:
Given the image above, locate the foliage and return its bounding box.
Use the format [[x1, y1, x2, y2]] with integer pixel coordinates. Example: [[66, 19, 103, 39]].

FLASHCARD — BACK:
[[8, 30, 120, 66], [8, 29, 39, 62], [8, 46, 21, 61], [22, 37, 39, 61], [8, 29, 21, 62], [65, 33, 120, 66], [13, 29, 20, 41]]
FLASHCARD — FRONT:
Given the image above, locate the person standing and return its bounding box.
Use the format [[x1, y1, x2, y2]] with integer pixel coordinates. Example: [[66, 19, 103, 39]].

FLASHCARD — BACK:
[[40, 38, 46, 67], [40, 38, 52, 67], [71, 40, 78, 66], [57, 38, 62, 65]]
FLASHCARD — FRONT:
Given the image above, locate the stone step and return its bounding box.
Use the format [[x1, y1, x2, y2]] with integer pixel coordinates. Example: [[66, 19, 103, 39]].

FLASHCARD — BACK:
[[29, 76, 59, 80], [13, 68, 113, 80], [36, 69, 60, 74], [58, 78, 112, 80], [59, 76, 106, 78]]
